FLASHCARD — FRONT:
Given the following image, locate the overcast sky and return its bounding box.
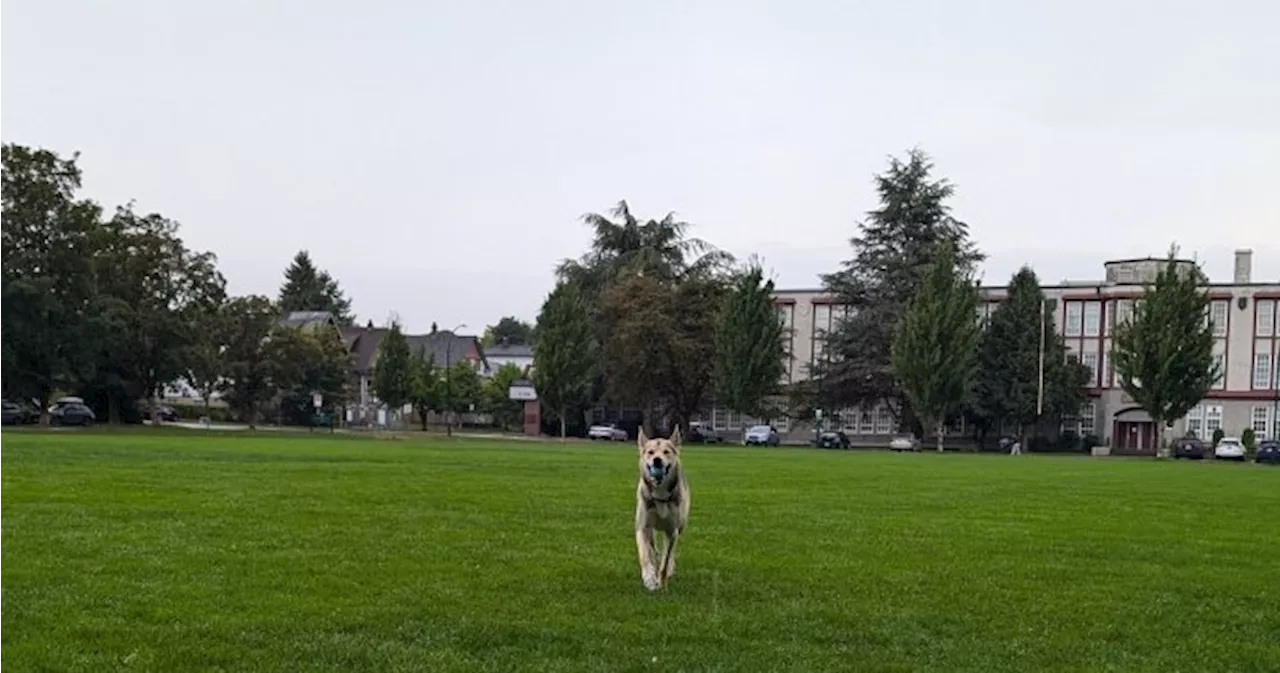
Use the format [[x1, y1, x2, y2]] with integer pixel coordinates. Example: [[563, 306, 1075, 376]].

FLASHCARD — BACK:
[[4, 0, 1277, 334]]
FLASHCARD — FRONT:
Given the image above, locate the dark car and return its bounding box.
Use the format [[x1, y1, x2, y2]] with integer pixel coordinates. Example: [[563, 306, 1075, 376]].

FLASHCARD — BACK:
[[814, 430, 851, 449], [686, 423, 724, 444], [148, 404, 180, 423], [2, 399, 39, 425], [50, 396, 96, 427], [1173, 437, 1206, 460], [1256, 440, 1280, 465]]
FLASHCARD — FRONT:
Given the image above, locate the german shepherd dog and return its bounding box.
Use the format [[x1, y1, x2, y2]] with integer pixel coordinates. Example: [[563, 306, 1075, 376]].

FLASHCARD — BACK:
[[635, 427, 690, 591]]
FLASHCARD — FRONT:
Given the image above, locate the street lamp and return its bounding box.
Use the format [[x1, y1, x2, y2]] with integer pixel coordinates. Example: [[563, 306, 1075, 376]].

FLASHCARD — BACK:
[[444, 323, 466, 437]]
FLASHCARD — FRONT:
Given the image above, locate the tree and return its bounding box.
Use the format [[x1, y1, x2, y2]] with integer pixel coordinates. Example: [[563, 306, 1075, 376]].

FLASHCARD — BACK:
[[714, 264, 786, 421], [1112, 248, 1217, 454], [483, 362, 527, 430], [372, 322, 413, 418], [971, 267, 1090, 448], [277, 250, 355, 324], [533, 281, 597, 439], [442, 360, 482, 431], [820, 149, 983, 429], [220, 296, 279, 428], [481, 317, 535, 346], [1, 144, 102, 420], [86, 204, 226, 423], [890, 241, 981, 451], [270, 324, 351, 426], [408, 348, 440, 431], [185, 297, 232, 417]]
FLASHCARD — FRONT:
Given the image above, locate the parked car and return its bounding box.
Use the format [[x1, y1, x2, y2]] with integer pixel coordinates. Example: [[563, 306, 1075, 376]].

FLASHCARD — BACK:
[[587, 423, 628, 441], [1214, 436, 1246, 461], [2, 399, 38, 425], [686, 423, 724, 444], [1173, 437, 1206, 460], [146, 404, 180, 423], [889, 434, 922, 452], [1255, 439, 1280, 465], [743, 425, 780, 446], [49, 396, 96, 427], [814, 430, 851, 449]]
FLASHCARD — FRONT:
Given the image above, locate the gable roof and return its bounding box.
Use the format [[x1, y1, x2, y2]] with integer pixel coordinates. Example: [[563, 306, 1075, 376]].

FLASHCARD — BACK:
[[339, 324, 488, 374], [279, 311, 337, 330], [484, 343, 534, 359]]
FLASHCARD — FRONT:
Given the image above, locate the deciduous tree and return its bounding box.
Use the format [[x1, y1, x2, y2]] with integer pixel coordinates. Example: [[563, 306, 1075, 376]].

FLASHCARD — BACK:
[[1112, 248, 1217, 454], [481, 317, 535, 346], [714, 264, 785, 420], [408, 348, 440, 431], [483, 362, 527, 431], [533, 281, 597, 439], [373, 322, 413, 416], [890, 241, 980, 451], [220, 296, 279, 428]]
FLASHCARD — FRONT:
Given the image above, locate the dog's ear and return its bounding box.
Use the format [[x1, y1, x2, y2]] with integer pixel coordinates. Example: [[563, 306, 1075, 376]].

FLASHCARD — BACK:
[[637, 426, 648, 452], [669, 426, 682, 451]]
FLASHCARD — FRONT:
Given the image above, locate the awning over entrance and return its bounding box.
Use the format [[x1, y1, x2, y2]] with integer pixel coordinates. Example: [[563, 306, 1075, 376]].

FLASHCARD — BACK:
[[1113, 406, 1154, 423]]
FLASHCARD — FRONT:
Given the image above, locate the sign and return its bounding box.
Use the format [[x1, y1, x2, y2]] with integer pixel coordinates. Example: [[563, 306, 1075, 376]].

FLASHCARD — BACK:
[[509, 378, 538, 401], [312, 392, 323, 409]]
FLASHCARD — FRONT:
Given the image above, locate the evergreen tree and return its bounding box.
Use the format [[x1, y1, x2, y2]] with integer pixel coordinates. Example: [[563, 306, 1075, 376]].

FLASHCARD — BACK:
[[890, 241, 980, 451], [482, 317, 535, 346], [372, 322, 413, 415], [1112, 248, 1217, 454], [820, 149, 983, 429], [277, 250, 355, 324], [972, 267, 1089, 448], [533, 281, 597, 439], [713, 264, 786, 420]]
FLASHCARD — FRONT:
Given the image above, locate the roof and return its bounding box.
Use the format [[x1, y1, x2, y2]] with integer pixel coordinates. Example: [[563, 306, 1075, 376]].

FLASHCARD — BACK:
[[485, 343, 534, 359], [278, 311, 337, 330], [339, 324, 487, 374]]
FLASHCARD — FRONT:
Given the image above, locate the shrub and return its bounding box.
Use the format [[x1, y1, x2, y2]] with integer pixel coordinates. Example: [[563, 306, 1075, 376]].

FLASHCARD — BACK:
[[1082, 434, 1101, 450], [1241, 428, 1256, 453], [1212, 428, 1225, 447]]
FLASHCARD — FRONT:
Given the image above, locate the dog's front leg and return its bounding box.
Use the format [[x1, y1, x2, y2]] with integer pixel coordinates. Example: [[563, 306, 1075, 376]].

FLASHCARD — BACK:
[[658, 529, 680, 588], [636, 527, 660, 591]]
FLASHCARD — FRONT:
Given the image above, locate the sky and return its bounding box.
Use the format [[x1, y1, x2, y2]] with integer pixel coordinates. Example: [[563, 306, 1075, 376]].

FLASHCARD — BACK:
[[3, 0, 1278, 335]]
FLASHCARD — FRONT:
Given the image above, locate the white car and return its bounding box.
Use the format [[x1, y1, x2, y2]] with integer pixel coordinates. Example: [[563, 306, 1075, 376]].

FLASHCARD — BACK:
[[587, 423, 628, 441], [743, 425, 780, 446], [889, 435, 922, 452], [1214, 437, 1246, 461]]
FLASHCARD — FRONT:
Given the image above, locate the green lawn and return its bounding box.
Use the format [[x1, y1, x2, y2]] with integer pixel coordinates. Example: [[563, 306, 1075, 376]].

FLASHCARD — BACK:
[[3, 431, 1278, 672]]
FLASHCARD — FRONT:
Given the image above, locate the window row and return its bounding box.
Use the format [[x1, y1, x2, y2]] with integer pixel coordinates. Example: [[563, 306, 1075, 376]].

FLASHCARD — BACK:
[[708, 408, 791, 433], [1062, 298, 1232, 339], [1060, 401, 1097, 436], [1184, 404, 1224, 441], [1071, 349, 1226, 391]]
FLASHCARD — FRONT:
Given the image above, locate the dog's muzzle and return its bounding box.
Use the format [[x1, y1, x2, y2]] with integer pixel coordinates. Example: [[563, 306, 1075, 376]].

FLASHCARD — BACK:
[[647, 458, 667, 481]]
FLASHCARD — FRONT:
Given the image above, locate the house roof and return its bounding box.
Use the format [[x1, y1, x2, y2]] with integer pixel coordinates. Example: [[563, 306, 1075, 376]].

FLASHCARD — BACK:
[[339, 324, 487, 374], [279, 311, 337, 330], [485, 343, 534, 359]]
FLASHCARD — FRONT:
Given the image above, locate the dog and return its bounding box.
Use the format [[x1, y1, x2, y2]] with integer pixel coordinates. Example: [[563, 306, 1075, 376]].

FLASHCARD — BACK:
[[635, 426, 690, 591]]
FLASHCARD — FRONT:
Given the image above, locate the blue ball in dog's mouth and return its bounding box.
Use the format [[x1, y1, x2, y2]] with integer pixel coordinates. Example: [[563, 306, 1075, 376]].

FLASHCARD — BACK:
[[648, 465, 666, 480]]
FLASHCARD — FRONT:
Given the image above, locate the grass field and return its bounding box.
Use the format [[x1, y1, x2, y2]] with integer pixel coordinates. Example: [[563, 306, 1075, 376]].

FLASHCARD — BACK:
[[3, 430, 1278, 672]]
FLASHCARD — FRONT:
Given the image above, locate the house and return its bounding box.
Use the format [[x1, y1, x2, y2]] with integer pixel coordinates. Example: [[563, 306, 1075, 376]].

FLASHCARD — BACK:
[[338, 320, 489, 425], [278, 311, 338, 331], [484, 340, 534, 376], [760, 249, 1280, 453]]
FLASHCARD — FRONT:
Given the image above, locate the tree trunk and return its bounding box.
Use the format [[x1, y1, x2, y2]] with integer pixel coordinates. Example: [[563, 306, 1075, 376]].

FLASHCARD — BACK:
[[38, 390, 51, 426], [446, 411, 453, 437], [1153, 416, 1164, 458], [1017, 423, 1027, 456], [419, 406, 428, 431], [108, 395, 121, 425], [559, 411, 567, 442], [936, 419, 946, 452]]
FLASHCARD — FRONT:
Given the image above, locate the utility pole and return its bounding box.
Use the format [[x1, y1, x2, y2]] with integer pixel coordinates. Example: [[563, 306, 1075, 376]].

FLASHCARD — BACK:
[[1037, 298, 1047, 418]]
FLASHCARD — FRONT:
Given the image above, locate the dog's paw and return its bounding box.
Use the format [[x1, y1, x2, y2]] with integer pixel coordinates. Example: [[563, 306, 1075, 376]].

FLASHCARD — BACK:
[[642, 569, 661, 591]]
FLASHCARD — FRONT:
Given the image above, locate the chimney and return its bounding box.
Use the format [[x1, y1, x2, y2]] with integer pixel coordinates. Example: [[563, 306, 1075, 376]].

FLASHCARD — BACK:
[[1234, 249, 1253, 284]]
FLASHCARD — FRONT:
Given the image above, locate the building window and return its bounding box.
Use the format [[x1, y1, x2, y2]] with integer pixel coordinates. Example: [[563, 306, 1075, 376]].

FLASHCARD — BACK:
[[773, 416, 790, 433], [1185, 406, 1204, 440], [1212, 352, 1226, 390], [1064, 301, 1083, 337], [1257, 299, 1276, 338], [1081, 352, 1099, 387], [874, 405, 894, 434], [1205, 405, 1224, 437], [1079, 402, 1096, 435], [1254, 351, 1272, 390], [1210, 299, 1229, 338], [1083, 301, 1101, 337], [1252, 407, 1271, 440], [1115, 300, 1133, 330], [1101, 349, 1111, 388], [858, 408, 875, 435]]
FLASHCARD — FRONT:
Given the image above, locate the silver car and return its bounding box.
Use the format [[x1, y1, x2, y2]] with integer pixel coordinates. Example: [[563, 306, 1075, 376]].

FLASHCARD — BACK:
[[889, 434, 921, 452], [744, 425, 780, 446], [587, 423, 628, 441]]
